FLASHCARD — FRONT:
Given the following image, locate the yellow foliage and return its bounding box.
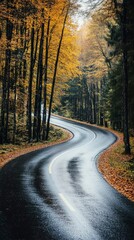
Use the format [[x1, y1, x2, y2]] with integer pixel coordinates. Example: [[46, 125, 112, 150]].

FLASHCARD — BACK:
[[78, 4, 115, 85], [0, 0, 80, 112]]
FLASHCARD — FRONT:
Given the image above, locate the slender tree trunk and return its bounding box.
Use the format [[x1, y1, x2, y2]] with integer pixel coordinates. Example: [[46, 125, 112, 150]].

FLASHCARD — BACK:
[[32, 29, 40, 139], [27, 26, 39, 141], [33, 24, 44, 141], [42, 16, 51, 140], [5, 48, 11, 142], [122, 0, 131, 154], [13, 61, 18, 144], [80, 91, 83, 120], [74, 97, 77, 118], [28, 23, 35, 142], [37, 23, 44, 140], [46, 6, 69, 140], [86, 85, 90, 122], [92, 83, 96, 124], [1, 59, 7, 143], [33, 60, 40, 140], [1, 17, 13, 144]]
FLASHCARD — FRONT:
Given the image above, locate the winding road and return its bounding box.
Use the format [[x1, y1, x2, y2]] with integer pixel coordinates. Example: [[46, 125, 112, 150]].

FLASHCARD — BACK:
[[0, 116, 134, 240]]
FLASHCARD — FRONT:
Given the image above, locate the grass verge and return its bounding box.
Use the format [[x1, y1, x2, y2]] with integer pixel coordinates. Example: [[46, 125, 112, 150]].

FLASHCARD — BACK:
[[98, 131, 134, 202], [0, 125, 72, 168]]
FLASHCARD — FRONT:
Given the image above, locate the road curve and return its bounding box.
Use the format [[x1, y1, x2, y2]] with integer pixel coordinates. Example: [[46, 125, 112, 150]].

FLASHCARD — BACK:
[[0, 116, 134, 240]]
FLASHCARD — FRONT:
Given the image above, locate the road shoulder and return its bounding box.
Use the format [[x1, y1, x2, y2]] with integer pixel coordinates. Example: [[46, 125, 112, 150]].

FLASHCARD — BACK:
[[0, 125, 73, 168], [98, 129, 134, 202]]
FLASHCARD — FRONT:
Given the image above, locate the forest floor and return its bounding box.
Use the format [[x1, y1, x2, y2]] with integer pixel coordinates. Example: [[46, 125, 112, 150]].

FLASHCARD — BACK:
[[98, 130, 134, 202], [0, 118, 134, 202], [0, 125, 73, 168]]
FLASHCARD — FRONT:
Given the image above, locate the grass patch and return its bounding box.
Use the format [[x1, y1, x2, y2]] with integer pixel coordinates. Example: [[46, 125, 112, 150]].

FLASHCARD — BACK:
[[48, 125, 63, 142], [0, 125, 72, 167]]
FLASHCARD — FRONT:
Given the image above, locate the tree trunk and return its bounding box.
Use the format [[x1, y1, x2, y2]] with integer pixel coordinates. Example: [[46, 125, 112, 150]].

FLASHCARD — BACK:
[[122, 0, 131, 154], [42, 16, 51, 140], [37, 23, 44, 140], [46, 7, 69, 140], [33, 24, 44, 141], [13, 61, 18, 144], [28, 23, 35, 142], [1, 18, 13, 144]]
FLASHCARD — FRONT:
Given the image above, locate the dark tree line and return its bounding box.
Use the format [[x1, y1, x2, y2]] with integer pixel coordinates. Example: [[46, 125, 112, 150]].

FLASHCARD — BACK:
[[58, 0, 134, 154]]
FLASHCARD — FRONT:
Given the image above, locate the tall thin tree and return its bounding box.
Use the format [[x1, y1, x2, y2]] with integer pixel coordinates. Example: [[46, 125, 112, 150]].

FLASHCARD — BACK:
[[46, 4, 69, 140], [122, 0, 131, 154]]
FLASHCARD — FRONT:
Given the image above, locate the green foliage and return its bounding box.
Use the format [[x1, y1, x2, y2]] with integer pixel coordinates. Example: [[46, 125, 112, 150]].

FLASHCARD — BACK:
[[48, 125, 63, 141], [58, 76, 91, 122], [59, 0, 134, 138]]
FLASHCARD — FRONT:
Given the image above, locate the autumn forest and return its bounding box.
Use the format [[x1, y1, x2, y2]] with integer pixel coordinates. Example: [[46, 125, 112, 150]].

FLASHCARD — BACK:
[[0, 0, 134, 154]]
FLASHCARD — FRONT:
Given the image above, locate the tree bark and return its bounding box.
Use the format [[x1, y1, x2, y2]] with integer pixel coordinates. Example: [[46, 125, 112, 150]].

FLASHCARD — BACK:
[[0, 17, 13, 144], [46, 6, 69, 140], [37, 23, 44, 140], [13, 61, 18, 144], [42, 16, 51, 140], [122, 0, 131, 154], [33, 24, 44, 141], [28, 23, 35, 142]]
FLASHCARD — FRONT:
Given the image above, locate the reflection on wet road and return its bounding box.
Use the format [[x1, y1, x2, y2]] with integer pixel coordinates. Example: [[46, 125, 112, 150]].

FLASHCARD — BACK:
[[0, 116, 134, 240]]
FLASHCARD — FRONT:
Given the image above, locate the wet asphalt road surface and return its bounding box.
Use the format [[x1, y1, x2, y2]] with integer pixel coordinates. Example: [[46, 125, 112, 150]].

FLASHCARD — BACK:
[[0, 116, 134, 240]]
